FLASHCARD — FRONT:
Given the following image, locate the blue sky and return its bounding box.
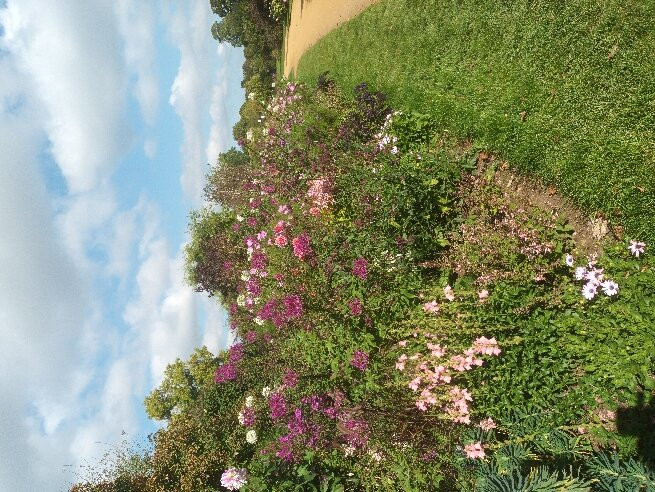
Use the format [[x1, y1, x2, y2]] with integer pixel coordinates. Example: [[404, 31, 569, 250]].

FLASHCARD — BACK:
[[0, 1, 243, 489]]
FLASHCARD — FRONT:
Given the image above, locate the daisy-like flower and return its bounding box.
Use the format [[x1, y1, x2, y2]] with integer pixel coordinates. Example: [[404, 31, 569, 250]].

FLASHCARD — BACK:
[[574, 266, 587, 280], [601, 280, 619, 297], [565, 254, 574, 267], [629, 240, 646, 257], [443, 285, 455, 302], [582, 282, 598, 301], [584, 268, 604, 285]]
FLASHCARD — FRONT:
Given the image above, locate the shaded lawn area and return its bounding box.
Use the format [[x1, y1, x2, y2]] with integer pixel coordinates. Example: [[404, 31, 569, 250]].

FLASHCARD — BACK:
[[294, 0, 655, 242]]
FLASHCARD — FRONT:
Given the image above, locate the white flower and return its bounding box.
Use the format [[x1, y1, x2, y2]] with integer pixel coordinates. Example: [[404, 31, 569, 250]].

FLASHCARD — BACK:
[[584, 268, 604, 285], [236, 215, 244, 222], [254, 317, 264, 326], [582, 282, 598, 301], [391, 146, 399, 154], [246, 129, 253, 141], [237, 294, 246, 307], [443, 285, 455, 302], [629, 240, 646, 257], [565, 254, 574, 267], [261, 386, 271, 398], [246, 430, 257, 444], [601, 280, 619, 296], [237, 410, 245, 425], [221, 468, 247, 490], [574, 266, 587, 280], [248, 92, 255, 100], [241, 270, 250, 281], [245, 396, 255, 407], [343, 445, 355, 457]]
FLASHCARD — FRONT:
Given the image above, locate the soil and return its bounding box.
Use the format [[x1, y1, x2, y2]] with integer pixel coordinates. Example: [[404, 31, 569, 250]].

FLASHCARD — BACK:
[[283, 0, 380, 78]]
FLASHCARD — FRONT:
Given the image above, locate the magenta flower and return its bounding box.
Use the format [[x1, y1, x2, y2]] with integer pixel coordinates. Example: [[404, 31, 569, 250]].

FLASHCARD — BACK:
[[214, 363, 237, 383], [348, 298, 363, 316], [292, 233, 313, 260], [283, 369, 299, 388], [351, 350, 369, 371], [269, 392, 287, 420], [352, 258, 369, 279]]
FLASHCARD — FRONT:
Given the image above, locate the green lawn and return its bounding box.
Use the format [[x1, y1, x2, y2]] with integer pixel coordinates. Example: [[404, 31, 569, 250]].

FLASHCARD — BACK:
[[294, 0, 655, 243]]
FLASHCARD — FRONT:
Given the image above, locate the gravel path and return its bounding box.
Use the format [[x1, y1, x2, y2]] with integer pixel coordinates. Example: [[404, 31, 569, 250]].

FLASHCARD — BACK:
[[283, 0, 380, 78]]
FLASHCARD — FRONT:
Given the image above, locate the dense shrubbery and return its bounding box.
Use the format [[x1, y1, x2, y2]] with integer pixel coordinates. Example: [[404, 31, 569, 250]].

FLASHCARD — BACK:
[[72, 78, 654, 491], [209, 0, 289, 142]]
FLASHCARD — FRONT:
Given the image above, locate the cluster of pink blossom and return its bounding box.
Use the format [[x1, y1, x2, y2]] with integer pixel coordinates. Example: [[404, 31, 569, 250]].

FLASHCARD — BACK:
[[307, 178, 333, 215], [396, 334, 501, 422], [271, 219, 290, 247], [221, 467, 248, 490], [463, 442, 485, 459], [568, 254, 619, 301]]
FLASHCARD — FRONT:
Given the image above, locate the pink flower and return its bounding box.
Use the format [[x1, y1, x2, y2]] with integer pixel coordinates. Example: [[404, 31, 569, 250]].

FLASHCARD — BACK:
[[350, 350, 369, 371], [472, 336, 501, 356], [479, 417, 497, 431], [398, 340, 408, 347], [427, 343, 445, 357], [478, 289, 489, 301], [274, 235, 288, 247], [422, 300, 440, 314], [443, 285, 455, 301], [464, 442, 485, 459], [408, 376, 421, 391]]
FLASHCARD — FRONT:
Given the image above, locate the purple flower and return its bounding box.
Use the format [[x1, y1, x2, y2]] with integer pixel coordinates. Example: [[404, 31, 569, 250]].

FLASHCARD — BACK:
[[270, 392, 287, 420], [251, 251, 267, 271], [351, 350, 369, 371], [283, 370, 299, 388], [348, 298, 363, 316], [352, 258, 369, 279], [247, 278, 261, 297]]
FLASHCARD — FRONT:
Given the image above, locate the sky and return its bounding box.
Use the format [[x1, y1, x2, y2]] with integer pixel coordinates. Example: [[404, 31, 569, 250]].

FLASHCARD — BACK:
[[0, 0, 244, 489]]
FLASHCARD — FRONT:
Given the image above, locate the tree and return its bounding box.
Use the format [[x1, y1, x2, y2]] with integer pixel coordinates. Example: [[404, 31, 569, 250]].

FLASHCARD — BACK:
[[144, 347, 218, 421]]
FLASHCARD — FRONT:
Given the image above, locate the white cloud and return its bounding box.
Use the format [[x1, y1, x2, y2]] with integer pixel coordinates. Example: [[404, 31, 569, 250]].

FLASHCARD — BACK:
[[0, 66, 89, 490], [0, 0, 130, 193], [167, 0, 244, 204], [115, 0, 160, 124]]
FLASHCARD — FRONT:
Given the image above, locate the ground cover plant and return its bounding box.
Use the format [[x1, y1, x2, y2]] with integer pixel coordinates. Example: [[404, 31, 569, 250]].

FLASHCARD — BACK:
[[71, 77, 655, 491], [294, 0, 655, 245]]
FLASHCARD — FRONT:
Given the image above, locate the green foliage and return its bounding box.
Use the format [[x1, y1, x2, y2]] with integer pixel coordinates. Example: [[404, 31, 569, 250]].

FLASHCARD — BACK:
[[296, 0, 655, 244], [144, 347, 219, 421]]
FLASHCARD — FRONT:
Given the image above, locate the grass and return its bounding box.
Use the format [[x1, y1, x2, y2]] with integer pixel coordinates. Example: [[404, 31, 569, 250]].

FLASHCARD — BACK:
[[294, 0, 655, 243]]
